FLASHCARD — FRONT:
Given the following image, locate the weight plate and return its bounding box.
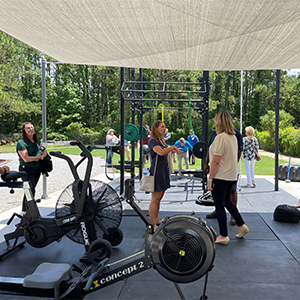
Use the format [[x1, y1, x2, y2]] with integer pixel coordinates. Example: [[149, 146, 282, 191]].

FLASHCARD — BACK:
[[193, 141, 206, 159], [125, 124, 139, 141]]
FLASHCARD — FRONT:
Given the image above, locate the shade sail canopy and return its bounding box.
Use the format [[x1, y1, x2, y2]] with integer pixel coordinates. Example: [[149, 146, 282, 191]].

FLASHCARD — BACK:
[[0, 0, 300, 70]]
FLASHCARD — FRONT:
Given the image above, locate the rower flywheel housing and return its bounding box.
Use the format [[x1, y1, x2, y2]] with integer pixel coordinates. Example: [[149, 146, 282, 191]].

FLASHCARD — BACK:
[[150, 214, 216, 283]]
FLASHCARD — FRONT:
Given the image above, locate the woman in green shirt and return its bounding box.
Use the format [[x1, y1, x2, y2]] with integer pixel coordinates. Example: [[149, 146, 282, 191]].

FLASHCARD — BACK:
[[16, 122, 47, 212]]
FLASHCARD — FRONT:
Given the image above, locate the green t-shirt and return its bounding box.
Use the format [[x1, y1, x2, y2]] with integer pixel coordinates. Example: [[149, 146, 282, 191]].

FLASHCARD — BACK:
[[16, 139, 40, 169]]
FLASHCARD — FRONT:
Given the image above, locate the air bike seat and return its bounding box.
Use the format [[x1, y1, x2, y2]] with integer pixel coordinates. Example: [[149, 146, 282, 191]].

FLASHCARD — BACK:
[[0, 171, 27, 191]]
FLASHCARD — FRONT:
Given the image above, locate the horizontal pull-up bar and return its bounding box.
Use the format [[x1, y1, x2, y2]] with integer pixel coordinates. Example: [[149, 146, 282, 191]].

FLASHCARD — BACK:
[[124, 81, 205, 86], [121, 80, 206, 94], [124, 98, 205, 102], [134, 106, 202, 111]]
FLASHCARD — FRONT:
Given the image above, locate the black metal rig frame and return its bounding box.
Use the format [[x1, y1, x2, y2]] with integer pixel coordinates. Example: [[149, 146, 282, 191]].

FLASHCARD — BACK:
[[119, 69, 210, 194]]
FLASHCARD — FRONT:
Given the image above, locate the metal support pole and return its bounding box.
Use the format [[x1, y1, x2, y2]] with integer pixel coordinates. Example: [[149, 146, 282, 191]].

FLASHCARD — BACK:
[[139, 68, 143, 180], [240, 71, 243, 135], [275, 70, 280, 191], [120, 67, 125, 195], [41, 55, 47, 199], [131, 69, 136, 176], [202, 71, 209, 191], [239, 70, 243, 190]]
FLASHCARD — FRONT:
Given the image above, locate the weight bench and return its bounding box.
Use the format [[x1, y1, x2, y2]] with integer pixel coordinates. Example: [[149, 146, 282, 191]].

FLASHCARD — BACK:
[[23, 262, 72, 299]]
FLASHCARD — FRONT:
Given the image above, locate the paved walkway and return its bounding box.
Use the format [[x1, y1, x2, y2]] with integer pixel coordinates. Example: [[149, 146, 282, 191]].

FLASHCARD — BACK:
[[259, 149, 300, 163]]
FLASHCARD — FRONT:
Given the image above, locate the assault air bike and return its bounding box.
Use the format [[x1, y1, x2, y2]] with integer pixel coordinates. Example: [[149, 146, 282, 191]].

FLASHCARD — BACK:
[[1, 141, 123, 263]]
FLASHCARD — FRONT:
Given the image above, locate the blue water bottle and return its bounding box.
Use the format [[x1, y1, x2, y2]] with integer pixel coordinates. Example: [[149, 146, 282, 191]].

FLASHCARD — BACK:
[[36, 145, 45, 156]]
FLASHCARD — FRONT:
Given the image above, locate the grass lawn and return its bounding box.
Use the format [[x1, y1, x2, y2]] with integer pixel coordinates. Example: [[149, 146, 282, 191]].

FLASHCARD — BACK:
[[0, 143, 285, 176]]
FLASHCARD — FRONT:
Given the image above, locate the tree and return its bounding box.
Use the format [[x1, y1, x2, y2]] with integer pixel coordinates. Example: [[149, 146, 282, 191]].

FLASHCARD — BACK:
[[260, 110, 294, 139], [0, 32, 41, 133]]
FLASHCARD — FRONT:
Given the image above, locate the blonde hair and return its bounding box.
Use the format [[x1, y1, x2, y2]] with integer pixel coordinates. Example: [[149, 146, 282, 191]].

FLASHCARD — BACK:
[[245, 126, 255, 136], [151, 121, 168, 146], [214, 111, 235, 135]]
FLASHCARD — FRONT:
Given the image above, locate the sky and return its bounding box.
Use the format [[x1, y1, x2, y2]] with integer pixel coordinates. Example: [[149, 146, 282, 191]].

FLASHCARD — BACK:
[[288, 69, 300, 75]]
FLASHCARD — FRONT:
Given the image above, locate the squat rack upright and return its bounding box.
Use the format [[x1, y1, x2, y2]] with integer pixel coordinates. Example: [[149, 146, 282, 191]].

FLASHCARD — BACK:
[[119, 68, 210, 194]]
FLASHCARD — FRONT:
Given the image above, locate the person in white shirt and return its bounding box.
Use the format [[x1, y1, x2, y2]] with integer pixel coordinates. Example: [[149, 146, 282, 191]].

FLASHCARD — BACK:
[[207, 111, 249, 245], [106, 129, 119, 164]]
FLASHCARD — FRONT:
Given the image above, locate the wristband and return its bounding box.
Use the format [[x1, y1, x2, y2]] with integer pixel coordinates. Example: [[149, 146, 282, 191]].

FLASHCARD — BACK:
[[3, 167, 7, 174], [208, 178, 213, 182]]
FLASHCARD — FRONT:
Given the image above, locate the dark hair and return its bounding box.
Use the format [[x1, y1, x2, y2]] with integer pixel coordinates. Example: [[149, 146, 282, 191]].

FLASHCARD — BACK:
[[22, 122, 39, 144]]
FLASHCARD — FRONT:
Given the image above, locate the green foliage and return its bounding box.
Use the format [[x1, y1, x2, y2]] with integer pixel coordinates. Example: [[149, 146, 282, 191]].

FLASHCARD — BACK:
[[259, 110, 295, 153], [260, 110, 294, 138], [279, 126, 300, 157], [0, 32, 42, 133], [66, 122, 84, 140], [65, 122, 103, 144], [256, 131, 273, 152], [47, 131, 68, 141], [240, 156, 286, 176], [257, 126, 300, 158], [1, 31, 300, 159], [172, 128, 187, 143]]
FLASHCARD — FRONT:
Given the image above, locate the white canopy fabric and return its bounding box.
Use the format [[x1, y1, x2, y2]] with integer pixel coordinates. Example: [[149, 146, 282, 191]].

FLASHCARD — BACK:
[[0, 0, 300, 71]]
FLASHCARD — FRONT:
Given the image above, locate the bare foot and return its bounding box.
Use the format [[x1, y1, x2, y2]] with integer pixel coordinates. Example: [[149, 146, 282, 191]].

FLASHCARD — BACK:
[[155, 220, 161, 226]]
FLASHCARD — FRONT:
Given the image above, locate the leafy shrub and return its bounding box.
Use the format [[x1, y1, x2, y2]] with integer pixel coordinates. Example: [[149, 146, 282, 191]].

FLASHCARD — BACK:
[[257, 127, 300, 157], [260, 110, 294, 138], [80, 131, 102, 144], [256, 131, 273, 152], [65, 122, 84, 140], [47, 132, 67, 141], [66, 122, 104, 144], [280, 127, 300, 157]]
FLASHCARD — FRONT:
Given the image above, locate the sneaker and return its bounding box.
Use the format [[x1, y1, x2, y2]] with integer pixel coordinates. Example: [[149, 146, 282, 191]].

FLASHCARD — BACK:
[[206, 210, 217, 219]]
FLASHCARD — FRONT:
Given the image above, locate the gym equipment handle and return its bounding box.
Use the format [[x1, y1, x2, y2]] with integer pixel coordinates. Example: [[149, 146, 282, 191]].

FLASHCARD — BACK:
[[49, 151, 80, 181], [84, 257, 109, 292]]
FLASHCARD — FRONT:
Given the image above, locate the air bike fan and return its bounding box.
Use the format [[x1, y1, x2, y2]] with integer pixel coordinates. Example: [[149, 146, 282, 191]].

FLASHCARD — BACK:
[[55, 179, 123, 247]]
